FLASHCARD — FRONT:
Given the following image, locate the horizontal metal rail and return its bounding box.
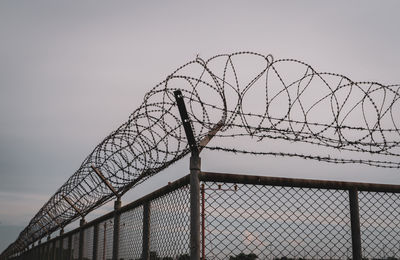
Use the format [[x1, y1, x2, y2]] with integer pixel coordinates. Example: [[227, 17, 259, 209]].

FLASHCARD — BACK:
[[200, 171, 400, 193]]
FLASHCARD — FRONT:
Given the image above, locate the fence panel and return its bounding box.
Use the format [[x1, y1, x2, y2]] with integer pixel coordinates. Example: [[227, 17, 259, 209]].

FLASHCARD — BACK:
[[202, 181, 353, 260], [149, 184, 190, 259], [61, 236, 69, 260], [54, 239, 60, 260], [118, 205, 143, 260], [359, 191, 400, 259], [96, 218, 114, 260], [71, 232, 80, 260], [82, 226, 94, 260]]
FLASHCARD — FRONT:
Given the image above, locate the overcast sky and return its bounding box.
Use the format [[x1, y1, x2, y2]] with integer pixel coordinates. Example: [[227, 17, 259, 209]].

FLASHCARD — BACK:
[[1, 0, 400, 252]]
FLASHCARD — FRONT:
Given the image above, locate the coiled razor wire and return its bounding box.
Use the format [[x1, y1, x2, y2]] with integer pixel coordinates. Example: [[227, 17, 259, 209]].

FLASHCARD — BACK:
[[2, 51, 400, 257]]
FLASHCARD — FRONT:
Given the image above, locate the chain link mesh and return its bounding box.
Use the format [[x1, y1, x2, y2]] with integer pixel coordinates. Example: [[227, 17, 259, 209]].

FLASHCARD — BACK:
[[359, 191, 400, 259], [9, 175, 400, 260], [119, 205, 143, 260], [62, 236, 69, 260], [149, 185, 190, 259], [71, 232, 79, 260], [202, 181, 352, 259], [82, 226, 94, 260], [97, 218, 114, 260]]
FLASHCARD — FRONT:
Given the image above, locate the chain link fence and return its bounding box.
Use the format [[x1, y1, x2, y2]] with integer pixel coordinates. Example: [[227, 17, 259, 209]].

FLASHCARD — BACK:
[[6, 172, 400, 260], [202, 182, 352, 259], [359, 191, 400, 259]]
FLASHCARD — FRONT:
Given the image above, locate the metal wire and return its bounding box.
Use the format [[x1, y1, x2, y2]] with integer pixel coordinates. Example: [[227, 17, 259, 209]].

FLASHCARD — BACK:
[[118, 205, 144, 260], [202, 181, 352, 259], [96, 218, 114, 260], [82, 226, 94, 260], [71, 232, 79, 260], [62, 236, 69, 260], [359, 191, 400, 259], [149, 185, 190, 259], [2, 52, 400, 258]]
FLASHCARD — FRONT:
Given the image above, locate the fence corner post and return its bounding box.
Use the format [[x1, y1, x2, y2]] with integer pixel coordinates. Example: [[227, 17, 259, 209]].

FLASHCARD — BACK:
[[349, 188, 362, 260]]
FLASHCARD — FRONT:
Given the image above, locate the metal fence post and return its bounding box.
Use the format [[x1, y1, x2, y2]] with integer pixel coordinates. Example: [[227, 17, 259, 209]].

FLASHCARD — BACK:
[[52, 240, 57, 260], [38, 241, 42, 260], [40, 242, 43, 260], [349, 188, 362, 260], [79, 218, 85, 260], [112, 199, 121, 260], [34, 245, 38, 260], [43, 243, 46, 260], [58, 229, 64, 260], [45, 241, 49, 260], [93, 223, 98, 260], [67, 234, 72, 260], [142, 201, 151, 260], [190, 156, 201, 260]]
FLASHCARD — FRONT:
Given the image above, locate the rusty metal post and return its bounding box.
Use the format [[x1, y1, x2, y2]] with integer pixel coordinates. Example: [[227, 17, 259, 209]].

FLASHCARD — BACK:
[[174, 90, 201, 260], [349, 188, 362, 260], [112, 198, 121, 260], [92, 223, 98, 260], [78, 218, 85, 260], [142, 201, 151, 260]]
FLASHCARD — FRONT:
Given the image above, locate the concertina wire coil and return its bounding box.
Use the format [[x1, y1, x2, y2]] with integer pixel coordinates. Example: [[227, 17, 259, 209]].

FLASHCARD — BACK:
[[3, 51, 400, 256]]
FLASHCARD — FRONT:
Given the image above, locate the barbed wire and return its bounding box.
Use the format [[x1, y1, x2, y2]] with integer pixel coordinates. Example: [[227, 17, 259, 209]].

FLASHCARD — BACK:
[[2, 51, 400, 258]]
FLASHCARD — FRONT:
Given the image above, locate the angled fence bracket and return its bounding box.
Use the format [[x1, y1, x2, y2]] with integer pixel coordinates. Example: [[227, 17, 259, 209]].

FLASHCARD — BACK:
[[47, 211, 63, 229], [62, 195, 84, 219], [91, 165, 120, 199], [37, 221, 49, 236], [174, 90, 199, 156]]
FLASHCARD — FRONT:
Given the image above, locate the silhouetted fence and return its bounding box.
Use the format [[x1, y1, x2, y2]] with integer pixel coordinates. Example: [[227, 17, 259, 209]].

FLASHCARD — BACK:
[[7, 171, 400, 260]]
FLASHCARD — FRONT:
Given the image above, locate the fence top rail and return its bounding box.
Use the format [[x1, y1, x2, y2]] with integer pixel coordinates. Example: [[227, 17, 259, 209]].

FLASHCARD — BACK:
[[200, 171, 400, 193]]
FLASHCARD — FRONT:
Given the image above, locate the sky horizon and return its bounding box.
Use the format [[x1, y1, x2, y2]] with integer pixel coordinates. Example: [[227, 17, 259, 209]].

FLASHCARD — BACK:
[[1, 0, 400, 253]]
